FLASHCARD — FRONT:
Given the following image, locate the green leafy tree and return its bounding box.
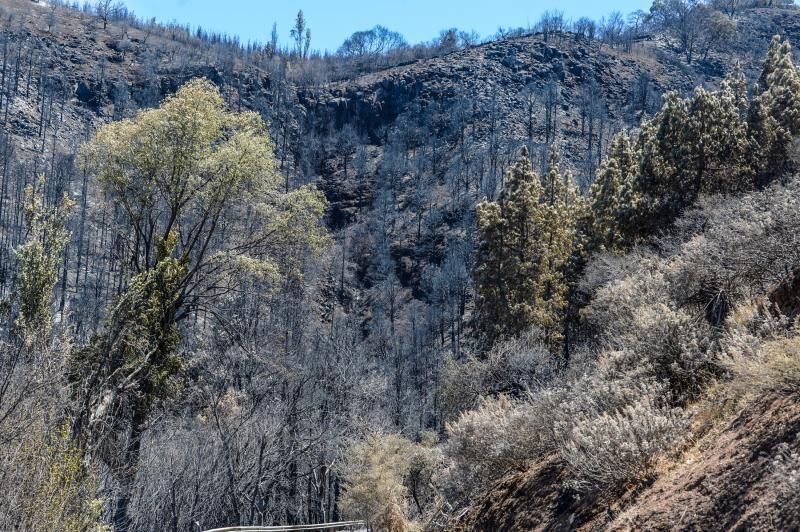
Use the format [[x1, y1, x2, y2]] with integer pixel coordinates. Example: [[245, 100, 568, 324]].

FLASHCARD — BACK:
[[69, 78, 329, 530], [68, 234, 185, 530]]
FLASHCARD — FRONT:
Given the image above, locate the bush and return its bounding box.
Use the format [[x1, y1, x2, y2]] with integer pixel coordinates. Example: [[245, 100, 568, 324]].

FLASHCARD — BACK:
[[625, 303, 712, 401], [558, 392, 687, 491], [772, 441, 800, 529], [581, 177, 800, 404], [1, 423, 106, 532], [669, 181, 800, 323], [440, 178, 800, 505], [439, 329, 559, 420], [725, 334, 800, 395], [440, 391, 567, 505], [339, 432, 439, 531], [582, 258, 713, 402], [581, 255, 673, 348], [340, 433, 414, 531], [441, 363, 691, 504]]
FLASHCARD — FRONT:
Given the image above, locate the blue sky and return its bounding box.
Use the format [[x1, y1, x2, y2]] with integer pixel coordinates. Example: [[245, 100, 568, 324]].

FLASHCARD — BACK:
[[122, 0, 653, 54]]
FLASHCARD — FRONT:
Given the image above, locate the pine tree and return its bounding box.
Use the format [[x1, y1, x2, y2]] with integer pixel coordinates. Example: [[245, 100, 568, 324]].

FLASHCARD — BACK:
[[761, 36, 800, 135], [589, 132, 639, 251], [637, 91, 691, 228], [637, 86, 750, 229], [722, 61, 749, 119], [747, 83, 791, 184], [758, 35, 782, 89], [685, 86, 750, 194], [473, 147, 579, 348], [474, 147, 541, 344], [537, 149, 584, 348]]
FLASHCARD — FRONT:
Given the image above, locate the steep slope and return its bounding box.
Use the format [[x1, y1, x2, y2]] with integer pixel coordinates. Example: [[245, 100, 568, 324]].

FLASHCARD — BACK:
[[617, 394, 800, 530], [3, 1, 800, 529], [2, 0, 799, 433], [456, 393, 800, 531], [306, 35, 688, 228]]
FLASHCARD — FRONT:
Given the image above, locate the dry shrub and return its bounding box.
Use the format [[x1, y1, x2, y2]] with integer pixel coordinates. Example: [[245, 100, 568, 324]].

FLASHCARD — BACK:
[[772, 441, 800, 529], [439, 178, 800, 508], [670, 180, 800, 317], [558, 392, 687, 491], [439, 329, 558, 420], [0, 422, 106, 532], [440, 393, 564, 505], [581, 177, 800, 406], [441, 352, 693, 504], [339, 432, 439, 531], [551, 364, 689, 492], [583, 260, 713, 402], [725, 333, 800, 395]]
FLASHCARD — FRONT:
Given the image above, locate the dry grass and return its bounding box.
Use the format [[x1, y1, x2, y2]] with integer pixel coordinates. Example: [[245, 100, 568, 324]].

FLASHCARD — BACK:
[[727, 335, 800, 394]]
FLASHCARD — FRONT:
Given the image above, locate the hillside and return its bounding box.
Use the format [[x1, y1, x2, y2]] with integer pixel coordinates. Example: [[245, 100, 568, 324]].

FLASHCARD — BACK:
[[2, 0, 800, 530], [458, 392, 800, 531], [4, 0, 799, 304]]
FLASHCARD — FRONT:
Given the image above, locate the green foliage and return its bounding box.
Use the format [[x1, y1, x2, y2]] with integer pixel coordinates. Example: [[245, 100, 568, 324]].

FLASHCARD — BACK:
[[13, 177, 73, 347], [747, 84, 791, 183], [761, 35, 800, 135], [591, 37, 800, 246], [722, 61, 749, 118], [589, 132, 640, 252], [584, 38, 800, 255], [79, 78, 329, 284], [70, 79, 331, 446], [636, 91, 691, 231], [10, 423, 107, 532], [685, 85, 750, 193], [68, 232, 187, 446], [636, 85, 750, 230], [745, 35, 799, 182], [474, 148, 582, 348], [70, 78, 330, 528]]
